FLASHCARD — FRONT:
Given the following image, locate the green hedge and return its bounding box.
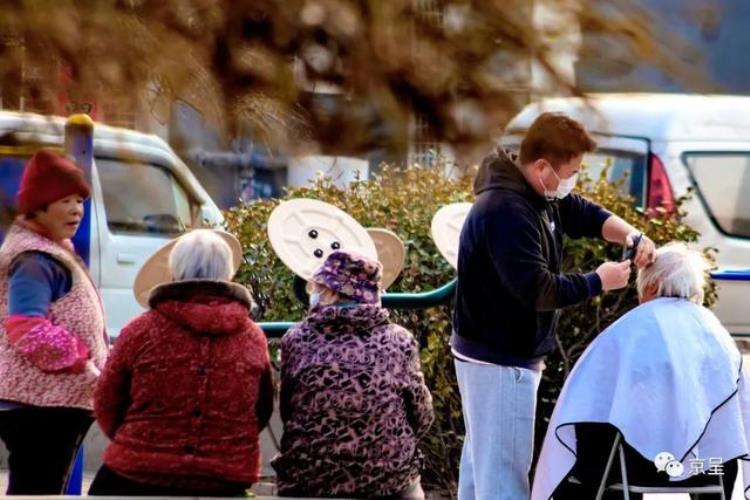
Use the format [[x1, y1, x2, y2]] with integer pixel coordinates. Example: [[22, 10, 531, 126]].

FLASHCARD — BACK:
[[224, 166, 714, 493]]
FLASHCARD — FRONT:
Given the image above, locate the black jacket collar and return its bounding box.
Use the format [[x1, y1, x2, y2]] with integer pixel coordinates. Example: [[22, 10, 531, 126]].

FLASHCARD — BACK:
[[474, 148, 549, 208]]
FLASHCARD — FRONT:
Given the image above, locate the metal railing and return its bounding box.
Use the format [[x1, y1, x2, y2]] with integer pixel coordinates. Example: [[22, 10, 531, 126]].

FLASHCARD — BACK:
[[259, 278, 457, 338], [259, 269, 750, 339], [710, 269, 750, 282], [710, 268, 750, 339]]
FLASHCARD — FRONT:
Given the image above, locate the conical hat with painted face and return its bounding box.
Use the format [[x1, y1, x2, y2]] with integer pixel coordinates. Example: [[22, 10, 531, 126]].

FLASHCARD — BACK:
[[268, 198, 378, 280], [366, 228, 405, 290], [430, 202, 473, 269]]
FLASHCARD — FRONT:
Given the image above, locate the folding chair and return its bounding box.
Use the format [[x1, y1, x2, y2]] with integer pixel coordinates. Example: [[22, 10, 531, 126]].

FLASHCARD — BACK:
[[591, 432, 726, 500]]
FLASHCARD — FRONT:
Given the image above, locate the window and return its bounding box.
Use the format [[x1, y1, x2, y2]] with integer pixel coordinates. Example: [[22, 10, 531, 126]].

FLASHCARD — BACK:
[[100, 99, 137, 129], [683, 153, 750, 239], [501, 142, 648, 206], [97, 158, 193, 236], [583, 150, 647, 206], [409, 113, 443, 167], [20, 54, 58, 115]]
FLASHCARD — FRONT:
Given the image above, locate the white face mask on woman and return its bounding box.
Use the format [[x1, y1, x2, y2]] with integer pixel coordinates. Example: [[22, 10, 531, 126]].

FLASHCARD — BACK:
[[309, 290, 360, 310], [309, 291, 321, 309], [540, 165, 578, 200]]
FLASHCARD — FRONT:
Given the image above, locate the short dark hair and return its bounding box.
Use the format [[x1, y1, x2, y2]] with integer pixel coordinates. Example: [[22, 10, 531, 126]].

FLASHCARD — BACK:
[[519, 112, 597, 167]]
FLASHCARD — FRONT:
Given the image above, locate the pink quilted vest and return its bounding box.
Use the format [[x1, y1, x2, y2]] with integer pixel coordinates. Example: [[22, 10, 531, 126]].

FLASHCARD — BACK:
[[0, 224, 108, 409]]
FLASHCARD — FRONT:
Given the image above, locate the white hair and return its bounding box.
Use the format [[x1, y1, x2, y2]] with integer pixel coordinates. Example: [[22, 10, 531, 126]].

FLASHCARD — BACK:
[[636, 243, 710, 304], [169, 229, 233, 282]]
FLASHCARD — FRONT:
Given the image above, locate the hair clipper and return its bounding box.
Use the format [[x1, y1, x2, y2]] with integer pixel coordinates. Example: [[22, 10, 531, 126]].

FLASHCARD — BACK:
[[622, 233, 643, 261]]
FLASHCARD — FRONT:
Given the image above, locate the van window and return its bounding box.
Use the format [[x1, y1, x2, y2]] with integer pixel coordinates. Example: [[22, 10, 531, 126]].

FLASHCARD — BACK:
[[583, 150, 647, 206], [503, 140, 647, 205], [97, 158, 193, 235], [684, 153, 750, 239]]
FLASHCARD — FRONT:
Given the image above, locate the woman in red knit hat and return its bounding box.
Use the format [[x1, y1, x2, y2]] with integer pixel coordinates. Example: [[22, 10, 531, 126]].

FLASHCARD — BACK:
[[0, 149, 109, 494]]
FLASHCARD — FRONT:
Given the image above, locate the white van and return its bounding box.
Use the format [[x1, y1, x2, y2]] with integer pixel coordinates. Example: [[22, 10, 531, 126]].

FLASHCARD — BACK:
[[503, 94, 750, 335], [0, 111, 223, 337]]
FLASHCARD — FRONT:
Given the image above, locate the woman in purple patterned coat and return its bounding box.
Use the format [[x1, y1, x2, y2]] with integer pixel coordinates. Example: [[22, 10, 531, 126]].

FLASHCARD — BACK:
[[272, 250, 435, 499]]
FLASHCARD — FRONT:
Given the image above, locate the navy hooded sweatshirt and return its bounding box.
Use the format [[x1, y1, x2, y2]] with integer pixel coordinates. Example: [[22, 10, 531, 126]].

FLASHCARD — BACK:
[[451, 148, 612, 367]]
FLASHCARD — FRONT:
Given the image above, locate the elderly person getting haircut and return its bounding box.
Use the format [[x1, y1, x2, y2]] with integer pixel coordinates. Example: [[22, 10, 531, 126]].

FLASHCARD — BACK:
[[89, 229, 273, 496], [533, 243, 750, 500], [272, 250, 435, 499]]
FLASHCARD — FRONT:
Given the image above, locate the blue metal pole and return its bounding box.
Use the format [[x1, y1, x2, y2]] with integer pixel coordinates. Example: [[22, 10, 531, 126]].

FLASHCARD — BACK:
[[65, 114, 94, 267], [710, 269, 750, 281], [63, 114, 94, 495], [260, 321, 297, 338], [66, 447, 84, 495], [710, 269, 750, 338], [381, 279, 457, 309]]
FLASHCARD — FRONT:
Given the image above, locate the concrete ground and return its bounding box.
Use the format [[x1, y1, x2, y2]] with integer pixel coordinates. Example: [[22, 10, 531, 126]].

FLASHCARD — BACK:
[[0, 472, 281, 498], [1, 354, 749, 499], [0, 464, 743, 499], [0, 411, 285, 496], [0, 472, 744, 498], [0, 448, 744, 499], [644, 471, 744, 500]]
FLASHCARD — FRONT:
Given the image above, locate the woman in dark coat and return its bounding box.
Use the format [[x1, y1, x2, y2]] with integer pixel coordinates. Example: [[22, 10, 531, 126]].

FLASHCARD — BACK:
[[273, 250, 434, 499], [90, 229, 273, 496]]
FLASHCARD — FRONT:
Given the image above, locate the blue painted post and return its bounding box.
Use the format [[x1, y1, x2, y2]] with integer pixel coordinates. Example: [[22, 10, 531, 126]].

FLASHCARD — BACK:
[[710, 269, 750, 339], [710, 269, 750, 281], [63, 114, 95, 495], [65, 114, 94, 267], [66, 447, 85, 495]]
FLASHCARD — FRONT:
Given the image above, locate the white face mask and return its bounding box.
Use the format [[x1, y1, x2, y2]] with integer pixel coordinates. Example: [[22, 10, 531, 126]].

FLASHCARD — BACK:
[[540, 166, 578, 200], [309, 291, 321, 308]]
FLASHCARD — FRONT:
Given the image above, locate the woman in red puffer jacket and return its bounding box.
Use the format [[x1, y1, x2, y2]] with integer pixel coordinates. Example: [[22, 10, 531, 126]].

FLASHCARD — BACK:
[[89, 229, 273, 496]]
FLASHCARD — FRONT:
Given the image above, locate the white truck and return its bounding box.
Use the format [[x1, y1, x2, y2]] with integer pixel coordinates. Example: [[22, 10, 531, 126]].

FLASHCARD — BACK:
[[0, 110, 224, 337]]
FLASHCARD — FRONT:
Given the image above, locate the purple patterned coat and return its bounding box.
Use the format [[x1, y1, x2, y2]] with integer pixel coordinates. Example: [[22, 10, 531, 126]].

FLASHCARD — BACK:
[[272, 304, 434, 497]]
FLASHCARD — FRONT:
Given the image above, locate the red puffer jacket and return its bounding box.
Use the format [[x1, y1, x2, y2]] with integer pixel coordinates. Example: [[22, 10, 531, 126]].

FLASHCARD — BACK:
[[95, 280, 273, 489]]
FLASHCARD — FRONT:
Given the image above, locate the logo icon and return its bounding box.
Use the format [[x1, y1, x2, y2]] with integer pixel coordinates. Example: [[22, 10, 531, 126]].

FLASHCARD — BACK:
[[654, 451, 685, 478], [654, 452, 675, 472], [665, 460, 685, 477]]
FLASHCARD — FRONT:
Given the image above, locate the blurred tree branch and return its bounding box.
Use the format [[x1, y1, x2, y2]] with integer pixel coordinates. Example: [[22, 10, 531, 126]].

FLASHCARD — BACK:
[[0, 0, 707, 157]]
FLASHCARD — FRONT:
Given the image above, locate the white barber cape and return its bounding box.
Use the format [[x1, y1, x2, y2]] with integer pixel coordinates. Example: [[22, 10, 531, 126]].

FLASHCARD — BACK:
[[532, 297, 750, 500]]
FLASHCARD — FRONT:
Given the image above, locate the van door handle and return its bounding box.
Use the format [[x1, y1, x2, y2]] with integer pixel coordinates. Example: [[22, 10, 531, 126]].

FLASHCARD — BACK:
[[116, 253, 137, 265]]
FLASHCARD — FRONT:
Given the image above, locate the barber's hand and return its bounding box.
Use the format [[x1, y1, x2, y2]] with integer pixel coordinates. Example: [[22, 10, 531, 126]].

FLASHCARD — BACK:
[[626, 231, 656, 269], [596, 260, 632, 291]]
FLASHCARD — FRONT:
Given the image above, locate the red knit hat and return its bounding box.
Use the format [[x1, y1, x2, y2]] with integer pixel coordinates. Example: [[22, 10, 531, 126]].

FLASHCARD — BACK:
[[17, 150, 91, 214]]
